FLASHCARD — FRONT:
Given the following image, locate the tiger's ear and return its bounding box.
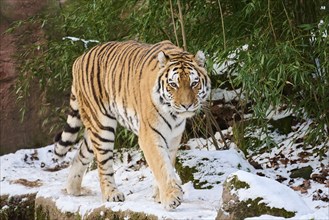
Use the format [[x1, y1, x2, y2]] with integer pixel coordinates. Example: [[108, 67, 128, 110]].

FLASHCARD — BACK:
[[158, 51, 169, 68], [195, 50, 206, 67]]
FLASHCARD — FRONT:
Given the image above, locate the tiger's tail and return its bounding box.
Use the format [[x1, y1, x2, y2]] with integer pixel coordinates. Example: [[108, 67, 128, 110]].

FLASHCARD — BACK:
[[54, 88, 82, 159]]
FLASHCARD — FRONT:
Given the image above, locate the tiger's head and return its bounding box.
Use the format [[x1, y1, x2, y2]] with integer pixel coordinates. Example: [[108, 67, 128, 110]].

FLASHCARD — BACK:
[[153, 50, 211, 118]]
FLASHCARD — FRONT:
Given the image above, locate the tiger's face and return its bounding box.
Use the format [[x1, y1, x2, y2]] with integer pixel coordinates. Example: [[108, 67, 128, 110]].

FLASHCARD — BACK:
[[154, 50, 211, 118]]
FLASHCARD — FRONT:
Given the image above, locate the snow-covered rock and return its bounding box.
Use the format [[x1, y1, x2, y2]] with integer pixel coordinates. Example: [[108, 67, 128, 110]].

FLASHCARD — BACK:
[[217, 170, 313, 220]]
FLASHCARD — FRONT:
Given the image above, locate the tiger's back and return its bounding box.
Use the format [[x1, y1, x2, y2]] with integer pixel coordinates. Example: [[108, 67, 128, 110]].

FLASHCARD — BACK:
[[54, 40, 210, 210], [72, 41, 181, 134]]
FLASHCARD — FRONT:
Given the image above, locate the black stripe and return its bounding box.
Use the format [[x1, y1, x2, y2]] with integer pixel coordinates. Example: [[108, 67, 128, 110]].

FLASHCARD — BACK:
[[95, 44, 110, 99], [93, 143, 113, 155], [138, 43, 165, 80], [54, 131, 62, 142], [96, 61, 102, 98], [99, 148, 113, 155], [170, 112, 177, 121], [117, 43, 138, 94], [82, 97, 114, 137], [79, 147, 87, 159], [99, 42, 114, 62], [127, 47, 145, 100], [148, 123, 168, 149], [175, 120, 185, 128], [152, 102, 172, 130], [54, 148, 67, 157], [99, 156, 113, 166], [59, 140, 73, 146], [84, 46, 99, 87], [64, 124, 80, 134], [156, 74, 162, 93], [68, 108, 80, 117], [105, 43, 122, 64], [100, 125, 115, 133], [91, 140, 113, 157], [79, 159, 90, 166], [100, 171, 114, 176], [145, 43, 176, 66], [89, 53, 104, 116], [84, 138, 94, 154], [92, 131, 114, 143], [108, 44, 126, 100]]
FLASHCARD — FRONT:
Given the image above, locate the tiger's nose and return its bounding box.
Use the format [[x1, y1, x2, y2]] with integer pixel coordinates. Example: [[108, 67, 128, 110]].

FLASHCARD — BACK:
[[182, 104, 192, 110]]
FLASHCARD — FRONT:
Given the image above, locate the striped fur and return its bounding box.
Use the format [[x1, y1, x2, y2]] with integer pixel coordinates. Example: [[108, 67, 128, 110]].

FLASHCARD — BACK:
[[54, 40, 210, 210]]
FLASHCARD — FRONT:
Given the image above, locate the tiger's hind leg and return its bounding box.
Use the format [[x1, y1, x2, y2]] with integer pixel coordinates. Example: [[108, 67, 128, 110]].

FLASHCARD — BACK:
[[66, 131, 94, 195], [87, 114, 125, 202]]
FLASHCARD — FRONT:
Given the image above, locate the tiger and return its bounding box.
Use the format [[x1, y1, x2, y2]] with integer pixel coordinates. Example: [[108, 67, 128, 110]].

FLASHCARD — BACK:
[[54, 40, 211, 210]]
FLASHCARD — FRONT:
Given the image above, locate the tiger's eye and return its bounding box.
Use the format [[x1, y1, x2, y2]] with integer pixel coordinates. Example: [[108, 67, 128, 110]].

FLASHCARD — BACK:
[[191, 81, 198, 87], [169, 82, 178, 89]]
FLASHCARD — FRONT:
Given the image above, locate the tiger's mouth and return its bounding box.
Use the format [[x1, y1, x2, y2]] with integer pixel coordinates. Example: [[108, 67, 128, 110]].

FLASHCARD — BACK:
[[176, 111, 195, 118]]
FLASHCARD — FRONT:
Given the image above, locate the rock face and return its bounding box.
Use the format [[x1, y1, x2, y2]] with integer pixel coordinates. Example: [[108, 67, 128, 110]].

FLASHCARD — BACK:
[[0, 193, 36, 220], [217, 170, 312, 220], [0, 0, 52, 154], [0, 194, 157, 220], [34, 196, 157, 220]]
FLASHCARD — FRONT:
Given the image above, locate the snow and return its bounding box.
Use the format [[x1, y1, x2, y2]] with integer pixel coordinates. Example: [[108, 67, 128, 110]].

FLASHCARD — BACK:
[[229, 170, 312, 215], [1, 118, 328, 219], [211, 88, 243, 102], [62, 36, 99, 48], [0, 145, 222, 219]]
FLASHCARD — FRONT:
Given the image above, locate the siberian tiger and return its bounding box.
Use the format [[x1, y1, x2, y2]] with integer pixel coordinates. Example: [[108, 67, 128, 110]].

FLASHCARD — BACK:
[[54, 40, 211, 210]]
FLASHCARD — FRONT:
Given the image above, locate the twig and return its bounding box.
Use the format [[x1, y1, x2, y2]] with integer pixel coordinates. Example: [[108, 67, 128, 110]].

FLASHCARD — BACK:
[[207, 107, 230, 150], [206, 110, 221, 151], [169, 0, 180, 47], [177, 0, 187, 50], [282, 1, 294, 40], [217, 0, 226, 50]]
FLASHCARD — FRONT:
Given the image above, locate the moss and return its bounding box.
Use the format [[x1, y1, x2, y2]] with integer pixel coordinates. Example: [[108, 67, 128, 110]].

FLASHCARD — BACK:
[[226, 197, 295, 220], [195, 180, 214, 189], [0, 194, 36, 220], [175, 157, 224, 189], [228, 175, 250, 190], [175, 158, 200, 188], [35, 205, 48, 220], [35, 197, 80, 220], [84, 206, 157, 220]]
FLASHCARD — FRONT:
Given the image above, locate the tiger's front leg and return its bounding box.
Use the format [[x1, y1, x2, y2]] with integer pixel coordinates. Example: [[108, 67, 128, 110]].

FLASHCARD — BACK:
[[152, 134, 183, 204], [139, 127, 183, 210]]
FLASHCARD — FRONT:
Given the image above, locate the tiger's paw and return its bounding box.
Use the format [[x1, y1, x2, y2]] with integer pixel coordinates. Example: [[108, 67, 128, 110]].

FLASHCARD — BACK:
[[66, 185, 82, 196], [161, 184, 183, 210], [103, 189, 125, 202]]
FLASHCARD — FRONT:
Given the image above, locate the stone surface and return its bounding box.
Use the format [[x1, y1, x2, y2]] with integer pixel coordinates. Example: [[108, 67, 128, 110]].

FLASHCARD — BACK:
[[290, 165, 313, 179]]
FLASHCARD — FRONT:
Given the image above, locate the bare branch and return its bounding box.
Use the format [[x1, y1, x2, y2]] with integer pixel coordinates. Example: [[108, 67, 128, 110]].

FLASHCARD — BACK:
[[177, 0, 187, 50], [169, 0, 180, 47]]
